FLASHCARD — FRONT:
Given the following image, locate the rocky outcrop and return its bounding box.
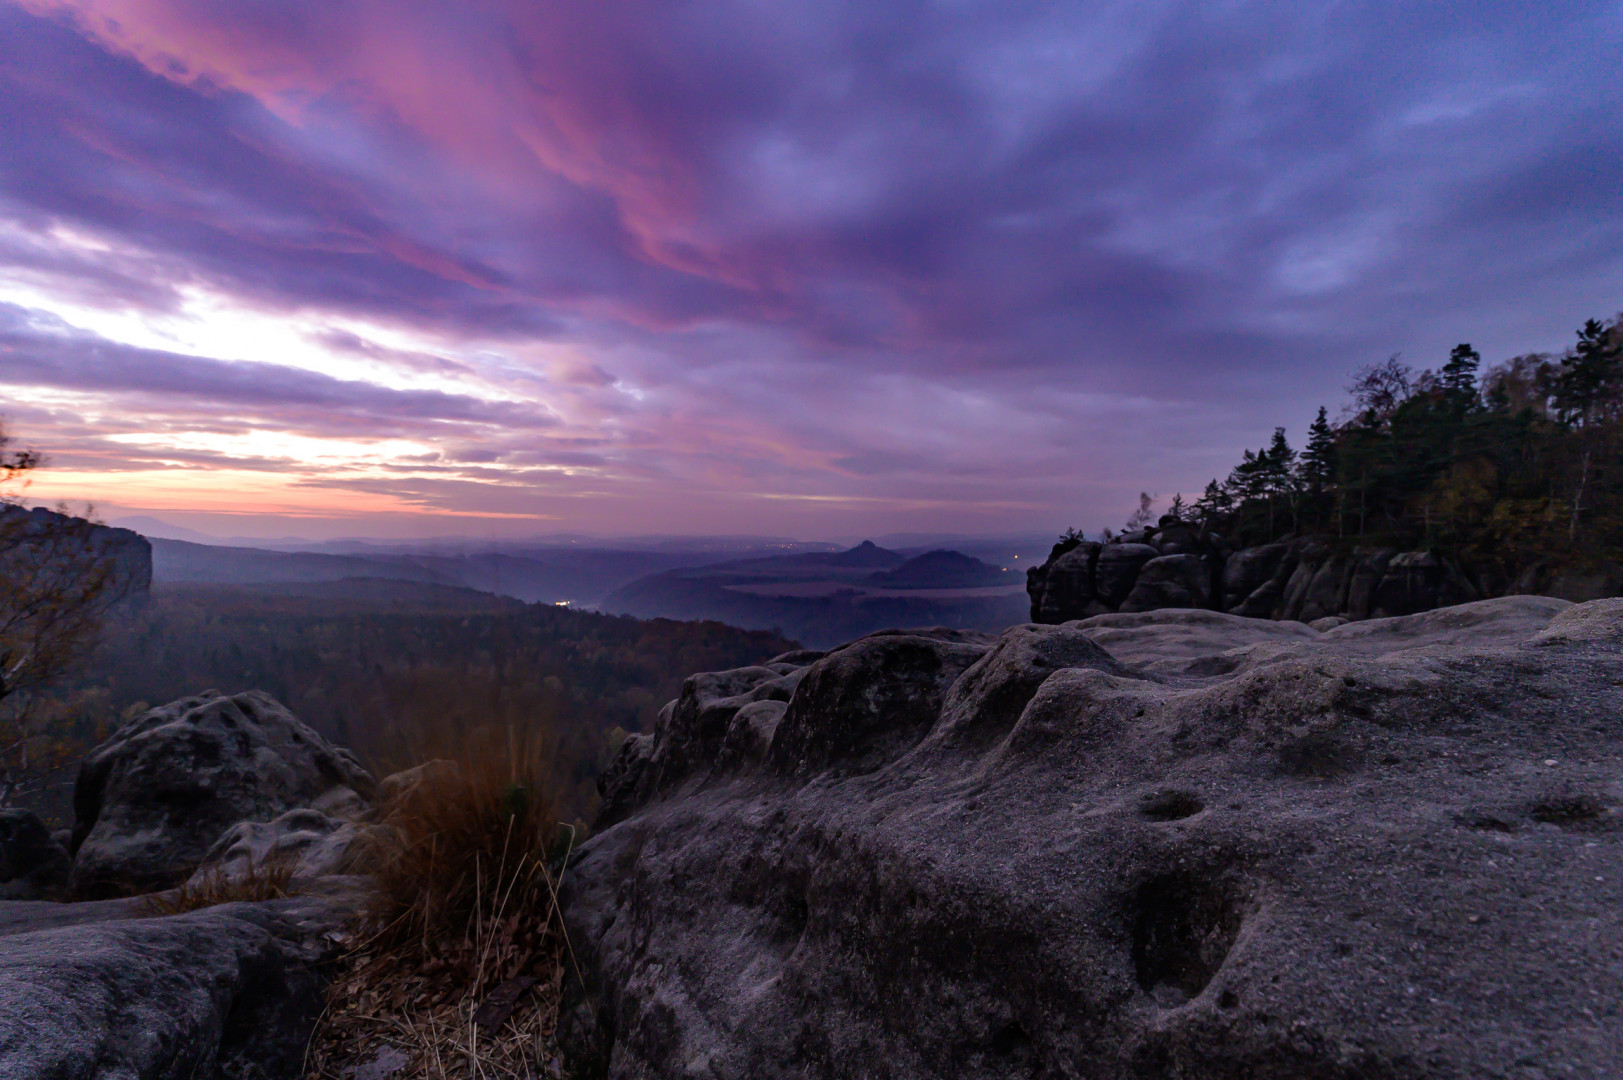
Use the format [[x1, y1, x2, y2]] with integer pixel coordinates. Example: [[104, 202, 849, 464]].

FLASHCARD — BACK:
[[0, 809, 70, 900], [70, 690, 376, 898], [0, 503, 152, 603], [0, 896, 343, 1080], [562, 597, 1623, 1079], [1027, 518, 1504, 626], [190, 807, 368, 890]]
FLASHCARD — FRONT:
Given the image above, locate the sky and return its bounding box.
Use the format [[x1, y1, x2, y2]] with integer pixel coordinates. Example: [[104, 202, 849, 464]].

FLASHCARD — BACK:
[[0, 1, 1619, 541]]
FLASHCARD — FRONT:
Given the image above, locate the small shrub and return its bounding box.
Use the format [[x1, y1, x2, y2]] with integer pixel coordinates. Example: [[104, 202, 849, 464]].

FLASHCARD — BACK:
[[306, 720, 575, 1079]]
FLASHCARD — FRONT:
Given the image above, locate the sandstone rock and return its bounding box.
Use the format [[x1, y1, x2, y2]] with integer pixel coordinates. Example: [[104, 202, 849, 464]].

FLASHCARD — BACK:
[[1295, 552, 1352, 623], [1371, 550, 1480, 617], [1222, 542, 1291, 616], [191, 807, 367, 889], [1065, 608, 1319, 669], [0, 809, 70, 901], [768, 632, 989, 777], [1307, 615, 1348, 631], [1093, 543, 1159, 609], [928, 624, 1139, 750], [563, 599, 1623, 1079], [1033, 542, 1100, 623], [0, 897, 340, 1080], [1118, 554, 1209, 612], [70, 690, 376, 898], [1345, 547, 1396, 619], [719, 699, 789, 769]]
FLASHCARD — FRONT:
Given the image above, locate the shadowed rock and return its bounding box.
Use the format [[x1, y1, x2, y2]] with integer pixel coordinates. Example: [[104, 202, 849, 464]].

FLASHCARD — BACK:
[[563, 598, 1623, 1079], [70, 690, 375, 898]]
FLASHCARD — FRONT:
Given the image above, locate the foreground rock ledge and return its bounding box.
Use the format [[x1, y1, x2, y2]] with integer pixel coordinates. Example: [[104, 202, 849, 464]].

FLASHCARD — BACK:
[[563, 597, 1623, 1079]]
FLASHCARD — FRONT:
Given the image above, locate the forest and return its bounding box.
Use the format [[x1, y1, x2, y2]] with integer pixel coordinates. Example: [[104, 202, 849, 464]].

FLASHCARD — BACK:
[[12, 583, 796, 824], [1179, 314, 1622, 587]]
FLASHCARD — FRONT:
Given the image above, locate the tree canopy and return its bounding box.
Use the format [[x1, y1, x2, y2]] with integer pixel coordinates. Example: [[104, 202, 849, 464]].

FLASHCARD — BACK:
[[1182, 314, 1623, 580]]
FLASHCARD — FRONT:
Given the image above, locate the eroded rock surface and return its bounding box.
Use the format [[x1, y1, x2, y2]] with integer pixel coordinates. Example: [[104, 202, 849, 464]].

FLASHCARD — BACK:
[[563, 598, 1623, 1079], [0, 896, 342, 1080], [71, 690, 376, 898]]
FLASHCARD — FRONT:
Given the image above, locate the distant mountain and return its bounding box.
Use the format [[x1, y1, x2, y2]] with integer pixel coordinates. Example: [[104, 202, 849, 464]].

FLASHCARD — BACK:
[[823, 540, 905, 568], [147, 538, 725, 605], [866, 549, 1009, 589], [601, 542, 1025, 647]]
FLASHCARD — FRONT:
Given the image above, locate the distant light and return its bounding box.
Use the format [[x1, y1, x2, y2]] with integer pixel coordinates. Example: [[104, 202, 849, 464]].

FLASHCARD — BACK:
[[554, 600, 572, 607], [1012, 555, 1018, 559]]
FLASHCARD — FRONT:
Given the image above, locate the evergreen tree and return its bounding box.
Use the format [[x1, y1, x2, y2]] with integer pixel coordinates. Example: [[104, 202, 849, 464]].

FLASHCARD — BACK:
[[1439, 343, 1481, 412], [1298, 406, 1337, 528]]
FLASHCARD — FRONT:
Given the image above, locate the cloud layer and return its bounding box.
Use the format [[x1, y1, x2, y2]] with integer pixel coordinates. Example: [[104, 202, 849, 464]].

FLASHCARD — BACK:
[[0, 0, 1619, 537]]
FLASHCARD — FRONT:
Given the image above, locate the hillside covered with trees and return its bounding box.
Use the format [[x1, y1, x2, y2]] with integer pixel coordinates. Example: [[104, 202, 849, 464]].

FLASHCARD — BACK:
[[14, 583, 796, 823], [1182, 314, 1622, 591]]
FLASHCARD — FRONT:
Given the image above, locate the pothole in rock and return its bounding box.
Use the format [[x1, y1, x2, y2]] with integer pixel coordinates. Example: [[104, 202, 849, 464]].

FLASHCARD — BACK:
[[1138, 789, 1204, 822], [1131, 871, 1247, 1007]]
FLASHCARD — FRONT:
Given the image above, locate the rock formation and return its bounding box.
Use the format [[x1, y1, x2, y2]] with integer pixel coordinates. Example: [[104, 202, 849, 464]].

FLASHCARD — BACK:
[[563, 596, 1623, 1078], [0, 808, 71, 900], [0, 896, 343, 1080], [1025, 518, 1510, 625], [0, 503, 152, 603], [70, 689, 376, 898]]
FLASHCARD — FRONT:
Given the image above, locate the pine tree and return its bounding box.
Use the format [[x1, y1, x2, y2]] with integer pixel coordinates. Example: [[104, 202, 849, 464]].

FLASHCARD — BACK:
[[1298, 406, 1337, 529], [1439, 343, 1481, 407]]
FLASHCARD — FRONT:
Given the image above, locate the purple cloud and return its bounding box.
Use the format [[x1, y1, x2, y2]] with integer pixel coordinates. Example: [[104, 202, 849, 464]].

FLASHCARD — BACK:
[[0, 0, 1619, 536]]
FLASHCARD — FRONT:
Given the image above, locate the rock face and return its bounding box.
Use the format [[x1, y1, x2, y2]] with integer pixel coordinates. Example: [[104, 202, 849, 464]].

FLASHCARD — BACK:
[[1026, 518, 1511, 626], [0, 503, 152, 603], [0, 896, 342, 1080], [0, 809, 70, 900], [563, 597, 1623, 1079], [71, 690, 376, 898], [191, 807, 367, 890]]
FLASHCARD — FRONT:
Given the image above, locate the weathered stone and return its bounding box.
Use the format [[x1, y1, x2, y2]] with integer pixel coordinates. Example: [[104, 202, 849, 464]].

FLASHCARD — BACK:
[[0, 897, 341, 1080], [70, 690, 376, 898], [1372, 550, 1480, 617], [191, 807, 367, 888], [1345, 547, 1396, 620], [0, 809, 70, 901], [719, 700, 789, 769], [768, 632, 989, 777], [1093, 543, 1159, 609], [1296, 553, 1352, 623], [1033, 542, 1100, 623], [1119, 554, 1209, 612], [1221, 542, 1290, 613], [563, 599, 1623, 1080]]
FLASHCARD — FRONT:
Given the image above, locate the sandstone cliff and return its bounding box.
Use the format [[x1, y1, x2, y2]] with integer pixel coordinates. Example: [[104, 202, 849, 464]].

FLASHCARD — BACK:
[[1021, 517, 1614, 626], [563, 596, 1623, 1078]]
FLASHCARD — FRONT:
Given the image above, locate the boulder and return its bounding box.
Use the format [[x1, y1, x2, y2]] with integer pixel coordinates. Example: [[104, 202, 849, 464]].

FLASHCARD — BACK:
[[70, 690, 376, 898], [1032, 542, 1101, 623], [1372, 550, 1480, 617], [1295, 553, 1352, 623], [0, 809, 70, 901], [0, 896, 341, 1080], [1345, 547, 1396, 619], [562, 600, 1623, 1079], [190, 808, 367, 889], [768, 632, 989, 777], [1118, 554, 1209, 612], [1221, 542, 1290, 614], [1093, 543, 1160, 609]]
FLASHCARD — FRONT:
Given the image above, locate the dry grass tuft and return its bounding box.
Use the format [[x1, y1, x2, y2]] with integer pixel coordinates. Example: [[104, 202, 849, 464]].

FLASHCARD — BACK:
[[305, 721, 576, 1079], [144, 855, 299, 916]]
